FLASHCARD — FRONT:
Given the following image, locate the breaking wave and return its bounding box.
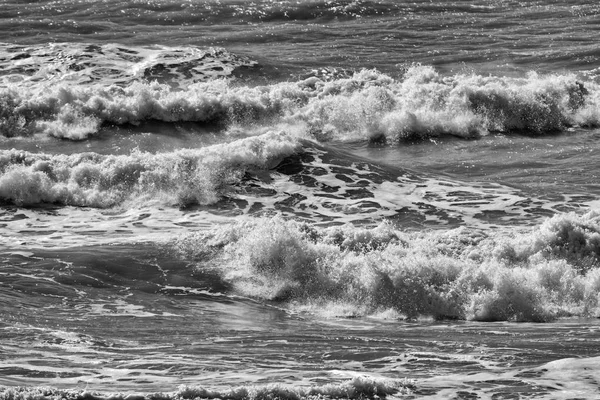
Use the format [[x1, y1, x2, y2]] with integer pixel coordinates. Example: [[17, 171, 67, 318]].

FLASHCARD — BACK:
[[174, 211, 600, 322], [0, 376, 413, 400], [1, 65, 598, 140], [0, 130, 300, 207]]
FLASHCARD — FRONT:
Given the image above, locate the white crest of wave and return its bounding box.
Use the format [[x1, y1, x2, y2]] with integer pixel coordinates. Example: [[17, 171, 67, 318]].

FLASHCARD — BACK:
[[177, 376, 412, 400], [303, 66, 595, 141], [0, 130, 301, 207], [0, 376, 413, 400], [175, 211, 600, 322], [2, 65, 597, 141]]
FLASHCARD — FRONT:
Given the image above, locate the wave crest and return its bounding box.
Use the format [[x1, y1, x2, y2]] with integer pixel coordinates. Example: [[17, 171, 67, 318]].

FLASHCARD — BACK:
[[2, 66, 597, 141], [175, 211, 600, 322], [0, 131, 301, 207], [0, 376, 413, 400]]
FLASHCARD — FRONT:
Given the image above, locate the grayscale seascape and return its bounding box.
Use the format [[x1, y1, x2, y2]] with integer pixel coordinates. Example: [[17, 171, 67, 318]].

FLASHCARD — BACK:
[[2, 1, 600, 399]]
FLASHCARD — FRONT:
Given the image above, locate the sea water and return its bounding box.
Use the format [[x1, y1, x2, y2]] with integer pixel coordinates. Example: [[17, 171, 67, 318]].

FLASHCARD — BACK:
[[2, 1, 600, 399]]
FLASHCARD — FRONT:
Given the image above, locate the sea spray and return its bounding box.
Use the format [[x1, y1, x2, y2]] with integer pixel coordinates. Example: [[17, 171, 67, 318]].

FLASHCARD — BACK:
[[2, 66, 597, 140], [0, 376, 414, 400], [174, 212, 600, 321], [0, 130, 301, 207], [0, 80, 305, 139]]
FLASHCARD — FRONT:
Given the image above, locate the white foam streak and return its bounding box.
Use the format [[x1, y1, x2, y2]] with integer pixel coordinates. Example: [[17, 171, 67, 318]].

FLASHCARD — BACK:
[[0, 43, 256, 87]]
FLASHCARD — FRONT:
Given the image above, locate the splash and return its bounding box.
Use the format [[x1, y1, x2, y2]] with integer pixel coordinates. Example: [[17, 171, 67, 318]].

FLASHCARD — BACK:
[[174, 211, 600, 322], [0, 376, 413, 400], [1, 65, 597, 140], [0, 130, 301, 207]]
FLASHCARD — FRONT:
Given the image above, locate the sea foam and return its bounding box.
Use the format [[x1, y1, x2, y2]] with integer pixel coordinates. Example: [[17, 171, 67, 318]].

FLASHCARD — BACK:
[[0, 376, 412, 400], [174, 211, 600, 322], [2, 65, 596, 141], [0, 130, 301, 207], [0, 43, 256, 88]]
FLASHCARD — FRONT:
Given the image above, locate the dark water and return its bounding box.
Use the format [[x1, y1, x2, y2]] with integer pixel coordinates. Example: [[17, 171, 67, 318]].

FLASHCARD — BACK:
[[2, 1, 600, 398]]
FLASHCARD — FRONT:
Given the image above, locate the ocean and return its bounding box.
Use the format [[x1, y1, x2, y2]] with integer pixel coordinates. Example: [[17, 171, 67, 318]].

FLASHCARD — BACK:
[[2, 0, 600, 398]]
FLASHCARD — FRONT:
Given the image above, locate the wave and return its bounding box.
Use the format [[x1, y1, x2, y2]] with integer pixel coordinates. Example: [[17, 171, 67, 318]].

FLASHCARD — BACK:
[[0, 130, 300, 207], [1, 65, 598, 140], [2, 0, 427, 27], [5, 0, 547, 29], [0, 376, 413, 400], [0, 130, 590, 231], [0, 133, 573, 230], [173, 211, 600, 322]]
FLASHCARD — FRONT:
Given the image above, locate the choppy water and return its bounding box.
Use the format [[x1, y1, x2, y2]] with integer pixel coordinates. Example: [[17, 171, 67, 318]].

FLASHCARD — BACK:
[[3, 1, 600, 399]]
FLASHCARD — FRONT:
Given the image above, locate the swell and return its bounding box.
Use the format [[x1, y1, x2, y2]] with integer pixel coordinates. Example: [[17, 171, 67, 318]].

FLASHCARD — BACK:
[[0, 0, 440, 26], [1, 66, 598, 141], [3, 0, 593, 28], [174, 211, 600, 322], [0, 244, 230, 301]]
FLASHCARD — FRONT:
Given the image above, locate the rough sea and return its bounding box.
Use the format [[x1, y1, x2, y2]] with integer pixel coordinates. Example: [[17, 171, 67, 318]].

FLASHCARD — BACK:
[[3, 1, 600, 399]]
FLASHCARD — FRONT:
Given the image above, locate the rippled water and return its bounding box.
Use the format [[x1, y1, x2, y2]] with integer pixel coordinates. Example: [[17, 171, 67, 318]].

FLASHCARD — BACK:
[[3, 1, 600, 399]]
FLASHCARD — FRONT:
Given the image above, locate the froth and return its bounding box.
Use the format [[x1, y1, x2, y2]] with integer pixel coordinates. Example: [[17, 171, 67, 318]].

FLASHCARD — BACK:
[[0, 130, 301, 207], [178, 376, 412, 400], [0, 79, 294, 139], [0, 43, 256, 88], [2, 65, 598, 141], [174, 211, 600, 322], [0, 376, 412, 400], [301, 66, 597, 141]]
